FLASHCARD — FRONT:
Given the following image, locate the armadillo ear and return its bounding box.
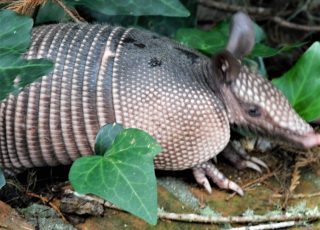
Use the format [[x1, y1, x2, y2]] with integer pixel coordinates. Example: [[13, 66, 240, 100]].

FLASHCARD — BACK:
[[227, 12, 255, 59], [213, 50, 241, 84]]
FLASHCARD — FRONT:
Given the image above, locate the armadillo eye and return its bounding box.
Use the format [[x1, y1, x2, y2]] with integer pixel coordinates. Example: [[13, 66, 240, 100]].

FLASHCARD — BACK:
[[247, 105, 261, 117]]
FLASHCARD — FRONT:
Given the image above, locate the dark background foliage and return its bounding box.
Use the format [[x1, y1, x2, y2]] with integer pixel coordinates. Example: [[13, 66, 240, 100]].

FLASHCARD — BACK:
[[1, 0, 320, 227]]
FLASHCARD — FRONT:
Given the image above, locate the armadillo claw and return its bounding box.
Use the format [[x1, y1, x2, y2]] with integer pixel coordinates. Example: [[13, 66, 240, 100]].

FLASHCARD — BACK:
[[192, 161, 244, 196], [250, 156, 268, 170], [244, 160, 262, 173], [222, 142, 268, 172], [212, 156, 218, 164], [192, 167, 212, 193]]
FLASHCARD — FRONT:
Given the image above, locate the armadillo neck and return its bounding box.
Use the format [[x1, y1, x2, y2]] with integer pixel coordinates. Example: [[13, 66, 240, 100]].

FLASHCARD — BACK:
[[0, 24, 126, 173]]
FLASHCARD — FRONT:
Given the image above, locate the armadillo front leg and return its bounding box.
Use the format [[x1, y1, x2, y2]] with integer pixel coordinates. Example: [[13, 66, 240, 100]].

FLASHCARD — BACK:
[[192, 161, 244, 196]]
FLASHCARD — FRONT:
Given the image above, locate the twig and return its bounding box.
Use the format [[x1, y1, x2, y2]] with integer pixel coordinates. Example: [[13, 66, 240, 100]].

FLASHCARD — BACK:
[[226, 170, 277, 200], [198, 0, 320, 31], [64, 189, 121, 211], [26, 192, 67, 222], [197, 0, 271, 16], [282, 155, 303, 209], [272, 16, 320, 32], [2, 0, 86, 22], [241, 171, 277, 189], [157, 210, 320, 224], [229, 221, 296, 230], [53, 0, 85, 23], [286, 0, 311, 21], [64, 189, 320, 224], [281, 153, 319, 207], [69, 7, 86, 22], [5, 0, 46, 15], [0, 223, 33, 230], [0, 0, 15, 3], [282, 163, 298, 209], [273, 191, 320, 199]]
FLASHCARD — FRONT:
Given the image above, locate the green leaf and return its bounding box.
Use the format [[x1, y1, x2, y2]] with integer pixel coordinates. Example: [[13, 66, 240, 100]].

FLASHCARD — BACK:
[[250, 43, 279, 58], [272, 42, 320, 121], [0, 10, 54, 101], [69, 127, 162, 225], [0, 52, 54, 101], [251, 43, 306, 58], [78, 0, 196, 37], [175, 24, 226, 55], [35, 2, 70, 24], [0, 168, 5, 190], [106, 128, 162, 158], [253, 23, 266, 43], [175, 20, 280, 58], [278, 42, 307, 52], [0, 10, 33, 52], [137, 0, 197, 37], [65, 0, 190, 17], [136, 15, 196, 37], [87, 1, 196, 37], [94, 123, 124, 155]]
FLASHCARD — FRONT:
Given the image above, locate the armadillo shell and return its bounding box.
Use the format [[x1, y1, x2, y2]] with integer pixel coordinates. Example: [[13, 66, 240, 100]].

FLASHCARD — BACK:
[[0, 24, 230, 174]]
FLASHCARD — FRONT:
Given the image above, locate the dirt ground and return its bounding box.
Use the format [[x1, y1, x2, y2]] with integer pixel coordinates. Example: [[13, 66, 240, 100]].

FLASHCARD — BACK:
[[1, 139, 320, 229]]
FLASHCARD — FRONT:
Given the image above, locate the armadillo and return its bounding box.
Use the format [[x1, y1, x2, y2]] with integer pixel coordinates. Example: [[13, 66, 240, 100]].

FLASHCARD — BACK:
[[1, 12, 319, 195]]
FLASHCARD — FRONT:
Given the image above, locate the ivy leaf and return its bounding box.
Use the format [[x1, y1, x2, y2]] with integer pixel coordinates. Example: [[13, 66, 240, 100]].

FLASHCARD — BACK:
[[254, 22, 266, 43], [0, 10, 54, 101], [137, 0, 197, 37], [35, 2, 70, 24], [0, 55, 54, 100], [69, 127, 162, 225], [65, 0, 190, 17], [250, 43, 279, 58], [0, 9, 33, 52], [272, 42, 320, 121], [85, 0, 196, 37], [175, 20, 282, 58], [0, 168, 5, 190], [175, 26, 226, 55], [105, 128, 161, 158], [251, 43, 306, 58], [94, 123, 124, 155]]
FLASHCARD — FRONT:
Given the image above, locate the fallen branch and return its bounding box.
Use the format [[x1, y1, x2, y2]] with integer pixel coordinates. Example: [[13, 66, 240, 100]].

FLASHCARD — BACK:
[[53, 0, 85, 23], [229, 221, 296, 230], [226, 170, 277, 200], [4, 0, 47, 15], [273, 191, 320, 199], [198, 0, 320, 31], [64, 189, 320, 225], [272, 16, 320, 32], [197, 0, 271, 16], [157, 211, 320, 224]]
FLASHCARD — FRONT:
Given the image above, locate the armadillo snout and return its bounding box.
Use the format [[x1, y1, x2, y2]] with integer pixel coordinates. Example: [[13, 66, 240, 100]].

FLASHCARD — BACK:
[[226, 66, 315, 148]]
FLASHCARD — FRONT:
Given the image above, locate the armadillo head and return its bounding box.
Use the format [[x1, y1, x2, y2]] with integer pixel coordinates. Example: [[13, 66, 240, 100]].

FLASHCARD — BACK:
[[209, 12, 320, 149]]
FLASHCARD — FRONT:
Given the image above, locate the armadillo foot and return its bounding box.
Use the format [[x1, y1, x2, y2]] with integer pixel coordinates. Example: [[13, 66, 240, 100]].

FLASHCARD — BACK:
[[192, 161, 244, 196], [221, 142, 268, 173]]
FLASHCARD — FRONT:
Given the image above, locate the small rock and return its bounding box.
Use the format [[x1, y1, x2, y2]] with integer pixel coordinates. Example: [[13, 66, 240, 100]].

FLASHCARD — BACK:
[[19, 203, 77, 230], [0, 200, 34, 230]]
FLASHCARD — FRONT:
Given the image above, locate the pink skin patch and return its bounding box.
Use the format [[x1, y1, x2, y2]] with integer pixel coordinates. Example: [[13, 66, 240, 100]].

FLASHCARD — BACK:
[[298, 132, 320, 148]]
